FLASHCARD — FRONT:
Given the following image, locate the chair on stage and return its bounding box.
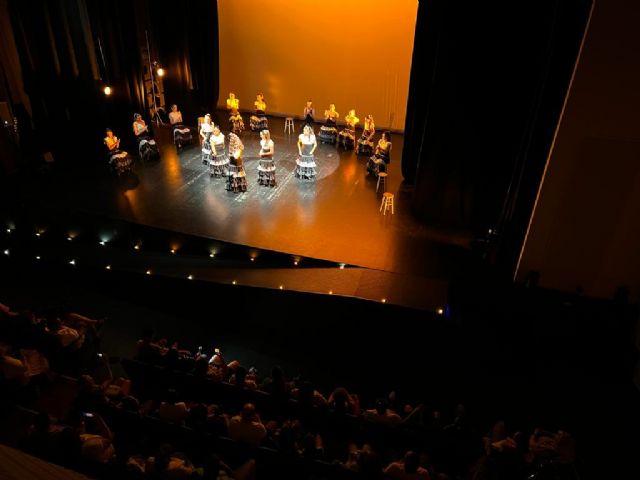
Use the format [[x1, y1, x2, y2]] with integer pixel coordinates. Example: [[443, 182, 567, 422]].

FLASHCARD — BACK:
[[376, 172, 388, 193], [380, 192, 394, 215], [284, 117, 294, 134]]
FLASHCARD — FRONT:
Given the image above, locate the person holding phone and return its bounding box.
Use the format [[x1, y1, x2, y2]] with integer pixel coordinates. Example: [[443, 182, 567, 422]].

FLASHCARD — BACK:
[[77, 412, 116, 463]]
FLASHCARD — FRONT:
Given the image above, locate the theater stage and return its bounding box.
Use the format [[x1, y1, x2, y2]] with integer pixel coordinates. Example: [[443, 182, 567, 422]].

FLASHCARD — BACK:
[[5, 115, 475, 310]]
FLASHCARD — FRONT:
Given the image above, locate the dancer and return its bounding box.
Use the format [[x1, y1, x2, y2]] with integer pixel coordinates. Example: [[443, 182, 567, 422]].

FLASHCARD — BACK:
[[104, 128, 133, 175], [169, 104, 192, 149], [303, 101, 315, 128], [209, 125, 229, 177], [226, 133, 247, 193], [133, 113, 151, 141], [356, 115, 375, 155], [226, 92, 239, 113], [132, 113, 159, 161], [226, 93, 244, 133], [295, 125, 318, 181], [250, 93, 268, 131], [229, 109, 245, 135], [338, 109, 359, 149], [366, 131, 392, 175], [200, 113, 214, 165], [319, 104, 339, 144], [257, 130, 276, 187]]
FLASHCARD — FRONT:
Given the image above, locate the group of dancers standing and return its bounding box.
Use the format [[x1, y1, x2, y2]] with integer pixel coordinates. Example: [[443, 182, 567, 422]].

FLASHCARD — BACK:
[[195, 93, 394, 192], [199, 113, 271, 192]]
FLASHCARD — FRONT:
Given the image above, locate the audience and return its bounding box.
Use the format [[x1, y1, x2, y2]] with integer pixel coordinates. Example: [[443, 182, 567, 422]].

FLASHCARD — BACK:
[[384, 450, 431, 480], [227, 403, 267, 447], [0, 298, 587, 480]]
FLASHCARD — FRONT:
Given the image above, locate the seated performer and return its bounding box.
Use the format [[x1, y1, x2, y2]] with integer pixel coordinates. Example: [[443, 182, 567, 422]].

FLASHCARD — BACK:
[[168, 104, 192, 149], [257, 129, 276, 187], [226, 92, 244, 133], [226, 92, 239, 113], [295, 125, 318, 181], [356, 114, 375, 155], [250, 93, 268, 131], [319, 104, 339, 144], [229, 109, 245, 135], [226, 133, 247, 193], [303, 101, 315, 128], [132, 113, 159, 161], [132, 113, 151, 142], [104, 128, 133, 175], [200, 113, 214, 165], [209, 125, 229, 177], [338, 109, 359, 149], [366, 131, 392, 175]]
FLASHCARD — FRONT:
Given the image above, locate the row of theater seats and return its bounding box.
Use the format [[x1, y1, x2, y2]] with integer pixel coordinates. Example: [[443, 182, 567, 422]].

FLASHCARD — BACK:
[[121, 358, 423, 447], [9, 402, 363, 480]]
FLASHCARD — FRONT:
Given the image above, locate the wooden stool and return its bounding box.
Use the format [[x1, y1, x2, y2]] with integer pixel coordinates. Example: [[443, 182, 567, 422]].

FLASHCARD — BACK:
[[284, 117, 294, 134], [376, 172, 388, 193], [379, 192, 395, 215]]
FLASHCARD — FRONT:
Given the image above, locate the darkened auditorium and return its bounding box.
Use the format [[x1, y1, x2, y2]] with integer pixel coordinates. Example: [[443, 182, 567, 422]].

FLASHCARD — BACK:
[[0, 1, 638, 479]]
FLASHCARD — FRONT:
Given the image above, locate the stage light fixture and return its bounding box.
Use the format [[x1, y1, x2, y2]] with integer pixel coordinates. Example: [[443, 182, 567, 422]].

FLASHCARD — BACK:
[[67, 236, 73, 241], [6, 229, 11, 234], [35, 256, 40, 260], [329, 290, 333, 295], [134, 244, 140, 251], [279, 285, 284, 290], [188, 275, 194, 280], [156, 67, 165, 77], [232, 280, 237, 285], [437, 308, 444, 315], [170, 249, 176, 254], [209, 253, 215, 258], [100, 241, 106, 246], [250, 257, 255, 262], [294, 260, 298, 266], [69, 259, 76, 265], [3, 249, 9, 256], [103, 85, 112, 96], [381, 298, 387, 303], [146, 269, 152, 275], [35, 232, 41, 237], [106, 265, 111, 270], [339, 263, 345, 269]]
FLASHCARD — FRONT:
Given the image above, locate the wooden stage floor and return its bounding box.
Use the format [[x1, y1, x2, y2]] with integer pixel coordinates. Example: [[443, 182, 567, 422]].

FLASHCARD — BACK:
[[4, 115, 475, 310]]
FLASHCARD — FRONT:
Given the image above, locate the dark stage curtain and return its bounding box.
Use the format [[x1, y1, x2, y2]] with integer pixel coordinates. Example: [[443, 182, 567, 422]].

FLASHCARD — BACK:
[[402, 0, 592, 272], [5, 0, 219, 165], [7, 0, 142, 162], [149, 0, 220, 123]]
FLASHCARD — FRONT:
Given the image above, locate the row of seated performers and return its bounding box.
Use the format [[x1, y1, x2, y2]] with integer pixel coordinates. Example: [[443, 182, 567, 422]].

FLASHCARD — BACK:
[[224, 94, 390, 165], [225, 92, 267, 134], [311, 104, 392, 174], [102, 112, 162, 175], [224, 94, 365, 148], [102, 105, 193, 175]]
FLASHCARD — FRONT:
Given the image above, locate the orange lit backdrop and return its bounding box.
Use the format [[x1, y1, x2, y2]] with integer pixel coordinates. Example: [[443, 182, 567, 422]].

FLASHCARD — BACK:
[[217, 0, 418, 131]]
